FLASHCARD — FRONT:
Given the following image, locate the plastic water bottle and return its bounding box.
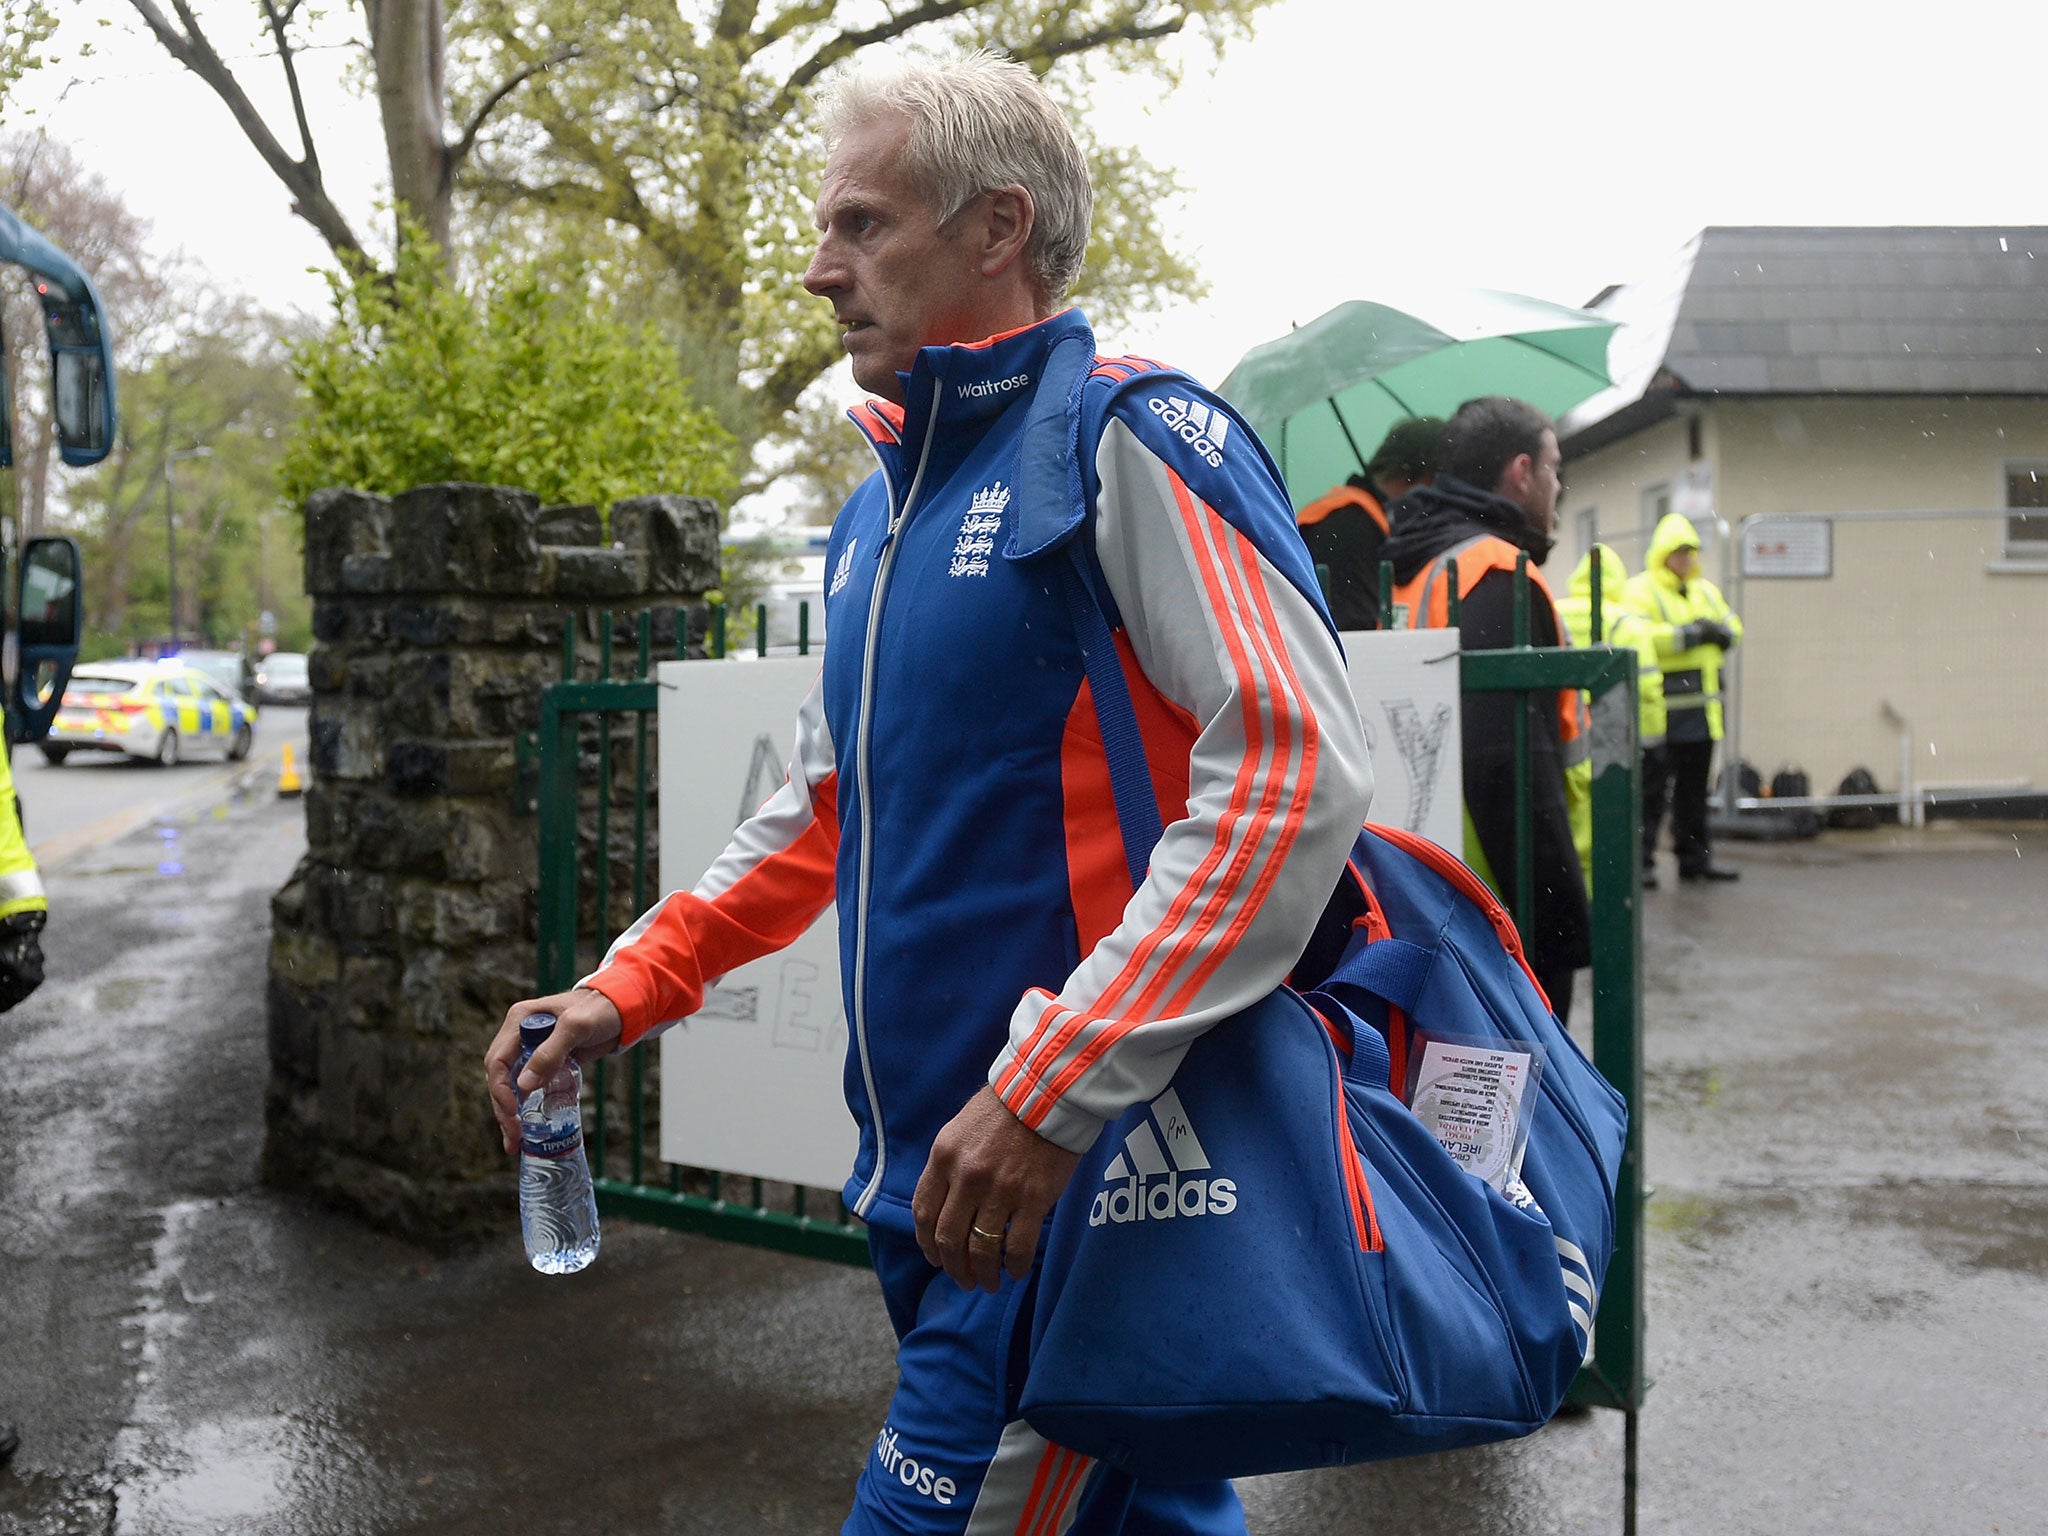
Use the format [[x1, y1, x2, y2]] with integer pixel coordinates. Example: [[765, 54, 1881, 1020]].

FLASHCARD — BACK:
[[515, 1012, 601, 1274]]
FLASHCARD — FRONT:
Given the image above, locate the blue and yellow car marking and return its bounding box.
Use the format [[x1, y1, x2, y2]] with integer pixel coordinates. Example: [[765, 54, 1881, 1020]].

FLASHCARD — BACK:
[[50, 670, 256, 757]]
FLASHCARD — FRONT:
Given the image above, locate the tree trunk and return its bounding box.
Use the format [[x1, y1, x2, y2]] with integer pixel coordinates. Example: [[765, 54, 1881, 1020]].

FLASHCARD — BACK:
[[366, 0, 452, 255]]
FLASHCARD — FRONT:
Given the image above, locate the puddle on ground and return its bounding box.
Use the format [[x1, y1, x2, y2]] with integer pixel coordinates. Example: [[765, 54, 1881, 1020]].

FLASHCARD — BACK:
[[1647, 1062, 1723, 1111], [1647, 1187, 1800, 1249], [1852, 1182, 2048, 1276], [93, 975, 156, 1014]]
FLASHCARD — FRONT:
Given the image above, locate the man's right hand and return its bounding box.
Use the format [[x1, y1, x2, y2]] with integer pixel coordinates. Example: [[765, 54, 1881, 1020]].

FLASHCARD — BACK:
[[484, 988, 624, 1154]]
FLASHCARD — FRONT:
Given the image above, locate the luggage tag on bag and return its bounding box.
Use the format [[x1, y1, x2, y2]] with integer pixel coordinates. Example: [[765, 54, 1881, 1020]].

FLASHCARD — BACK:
[[1404, 1032, 1546, 1203]]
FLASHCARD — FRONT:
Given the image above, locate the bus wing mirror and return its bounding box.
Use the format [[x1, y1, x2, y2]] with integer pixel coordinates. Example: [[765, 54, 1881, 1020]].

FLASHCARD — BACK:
[[0, 205, 120, 468], [12, 535, 82, 742], [47, 303, 115, 466], [51, 344, 112, 463]]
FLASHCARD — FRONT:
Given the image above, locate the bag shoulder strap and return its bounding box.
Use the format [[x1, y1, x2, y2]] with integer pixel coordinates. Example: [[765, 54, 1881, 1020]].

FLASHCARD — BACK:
[[1059, 552, 1163, 889], [1058, 358, 1238, 885]]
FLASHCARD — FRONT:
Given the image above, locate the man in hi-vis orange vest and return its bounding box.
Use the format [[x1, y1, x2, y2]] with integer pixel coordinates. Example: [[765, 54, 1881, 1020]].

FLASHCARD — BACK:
[[1379, 396, 1590, 1019], [1294, 417, 1444, 632]]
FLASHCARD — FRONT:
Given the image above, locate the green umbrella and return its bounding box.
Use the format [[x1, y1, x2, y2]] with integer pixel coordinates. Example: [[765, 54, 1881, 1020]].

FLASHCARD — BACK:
[[1218, 290, 1618, 510]]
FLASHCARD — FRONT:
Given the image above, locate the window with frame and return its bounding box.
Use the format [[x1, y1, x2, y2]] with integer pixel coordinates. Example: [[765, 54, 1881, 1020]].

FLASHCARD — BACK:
[[1640, 483, 1671, 546], [2006, 462, 2048, 559], [1574, 506, 1599, 557]]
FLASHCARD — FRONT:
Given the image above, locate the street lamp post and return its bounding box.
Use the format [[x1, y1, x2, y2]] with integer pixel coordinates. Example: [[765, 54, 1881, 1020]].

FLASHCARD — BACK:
[[164, 445, 212, 642]]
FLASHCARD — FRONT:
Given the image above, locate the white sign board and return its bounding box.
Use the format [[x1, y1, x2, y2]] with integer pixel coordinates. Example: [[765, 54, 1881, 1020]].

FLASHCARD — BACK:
[[1743, 515, 1832, 578], [656, 630, 1467, 1189], [1341, 626, 1466, 855], [655, 657, 856, 1190]]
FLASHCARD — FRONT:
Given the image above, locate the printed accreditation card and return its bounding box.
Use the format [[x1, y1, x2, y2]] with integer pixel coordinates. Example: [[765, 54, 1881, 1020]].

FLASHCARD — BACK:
[[1408, 1036, 1542, 1193]]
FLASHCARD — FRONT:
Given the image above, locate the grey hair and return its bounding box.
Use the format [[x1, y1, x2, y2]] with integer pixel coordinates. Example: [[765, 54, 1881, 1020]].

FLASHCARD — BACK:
[[818, 51, 1094, 304]]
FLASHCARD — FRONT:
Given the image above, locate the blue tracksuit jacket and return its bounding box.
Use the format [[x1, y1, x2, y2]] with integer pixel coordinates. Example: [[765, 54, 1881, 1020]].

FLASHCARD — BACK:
[[585, 309, 1374, 1234]]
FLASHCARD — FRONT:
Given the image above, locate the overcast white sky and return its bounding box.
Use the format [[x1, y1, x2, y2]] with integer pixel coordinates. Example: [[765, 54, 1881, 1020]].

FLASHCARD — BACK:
[[13, 0, 2043, 388]]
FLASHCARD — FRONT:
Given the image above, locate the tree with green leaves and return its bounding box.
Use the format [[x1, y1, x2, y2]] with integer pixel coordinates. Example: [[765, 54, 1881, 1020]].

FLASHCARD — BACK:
[[65, 293, 308, 655], [122, 0, 1276, 448], [1, 134, 168, 541], [0, 1, 56, 110], [279, 234, 738, 513]]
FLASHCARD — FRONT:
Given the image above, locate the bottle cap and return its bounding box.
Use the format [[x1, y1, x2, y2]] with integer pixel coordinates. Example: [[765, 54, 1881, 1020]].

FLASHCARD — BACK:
[[519, 1012, 559, 1051]]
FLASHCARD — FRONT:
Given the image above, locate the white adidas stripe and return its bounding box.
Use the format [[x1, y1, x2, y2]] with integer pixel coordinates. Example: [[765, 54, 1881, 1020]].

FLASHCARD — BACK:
[[1124, 1121, 1171, 1177], [1150, 1088, 1210, 1170], [1101, 1089, 1215, 1184]]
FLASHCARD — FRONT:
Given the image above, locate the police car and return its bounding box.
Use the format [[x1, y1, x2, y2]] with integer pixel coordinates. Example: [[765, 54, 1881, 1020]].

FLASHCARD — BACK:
[[43, 661, 257, 766]]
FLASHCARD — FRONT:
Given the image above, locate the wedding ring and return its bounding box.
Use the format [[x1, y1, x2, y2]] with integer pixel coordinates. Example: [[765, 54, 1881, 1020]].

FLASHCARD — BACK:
[[969, 1224, 1003, 1245]]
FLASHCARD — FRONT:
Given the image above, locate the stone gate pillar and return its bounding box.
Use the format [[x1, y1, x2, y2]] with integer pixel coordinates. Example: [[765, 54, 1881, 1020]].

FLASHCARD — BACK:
[[264, 482, 720, 1239]]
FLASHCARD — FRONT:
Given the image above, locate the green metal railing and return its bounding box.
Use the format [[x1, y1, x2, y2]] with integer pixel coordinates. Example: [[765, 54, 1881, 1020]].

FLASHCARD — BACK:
[[1378, 553, 1647, 1528], [529, 602, 868, 1265]]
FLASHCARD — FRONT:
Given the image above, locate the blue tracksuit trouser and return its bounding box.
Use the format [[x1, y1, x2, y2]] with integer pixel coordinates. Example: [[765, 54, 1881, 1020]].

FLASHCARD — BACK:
[[845, 1228, 1245, 1535]]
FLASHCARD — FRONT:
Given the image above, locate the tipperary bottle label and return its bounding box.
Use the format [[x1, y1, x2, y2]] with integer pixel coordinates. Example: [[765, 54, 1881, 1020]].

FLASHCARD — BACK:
[[522, 1125, 584, 1159]]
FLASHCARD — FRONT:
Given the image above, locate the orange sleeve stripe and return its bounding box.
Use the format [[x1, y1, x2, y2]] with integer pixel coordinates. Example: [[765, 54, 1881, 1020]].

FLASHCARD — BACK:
[[1154, 510, 1321, 1017], [1120, 489, 1299, 1019], [1009, 480, 1304, 1122], [1091, 471, 1282, 1020], [1021, 494, 1310, 1109], [993, 988, 1066, 1104], [1001, 474, 1270, 1097]]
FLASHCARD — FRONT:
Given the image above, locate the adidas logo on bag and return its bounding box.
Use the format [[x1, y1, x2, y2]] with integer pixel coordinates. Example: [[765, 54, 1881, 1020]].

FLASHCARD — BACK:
[[1087, 1087, 1238, 1227], [1146, 395, 1230, 468]]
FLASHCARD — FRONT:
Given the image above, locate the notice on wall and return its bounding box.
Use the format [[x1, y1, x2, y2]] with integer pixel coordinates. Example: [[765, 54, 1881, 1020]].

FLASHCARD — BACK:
[[1742, 515, 1833, 578], [1339, 626, 1466, 857], [654, 657, 856, 1191]]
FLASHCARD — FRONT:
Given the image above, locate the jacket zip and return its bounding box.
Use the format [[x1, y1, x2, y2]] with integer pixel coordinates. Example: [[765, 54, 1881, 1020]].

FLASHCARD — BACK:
[[847, 392, 944, 1218]]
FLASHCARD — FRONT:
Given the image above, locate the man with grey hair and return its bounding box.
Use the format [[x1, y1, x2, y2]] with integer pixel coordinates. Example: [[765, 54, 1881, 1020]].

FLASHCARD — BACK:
[[488, 50, 1372, 1534]]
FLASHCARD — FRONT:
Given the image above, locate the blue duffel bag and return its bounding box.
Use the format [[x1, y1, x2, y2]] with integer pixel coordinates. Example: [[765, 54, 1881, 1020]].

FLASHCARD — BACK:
[[1016, 554, 1629, 1483]]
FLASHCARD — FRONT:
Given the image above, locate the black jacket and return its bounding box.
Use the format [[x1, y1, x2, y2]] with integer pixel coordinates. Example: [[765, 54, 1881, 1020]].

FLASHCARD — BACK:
[[1382, 477, 1591, 978], [1297, 475, 1388, 631]]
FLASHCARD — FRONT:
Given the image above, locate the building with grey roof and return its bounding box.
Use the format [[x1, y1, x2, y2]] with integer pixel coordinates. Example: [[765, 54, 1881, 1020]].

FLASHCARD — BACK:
[[1556, 227, 2048, 818]]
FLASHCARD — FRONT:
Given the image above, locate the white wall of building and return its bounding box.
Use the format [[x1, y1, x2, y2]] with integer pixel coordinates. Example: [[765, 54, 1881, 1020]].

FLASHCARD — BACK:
[[1563, 395, 2048, 800]]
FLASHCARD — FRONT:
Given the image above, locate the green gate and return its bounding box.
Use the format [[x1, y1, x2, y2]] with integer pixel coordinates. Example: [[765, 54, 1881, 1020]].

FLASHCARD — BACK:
[[527, 604, 868, 1264], [533, 568, 1646, 1521], [1433, 559, 1648, 1528]]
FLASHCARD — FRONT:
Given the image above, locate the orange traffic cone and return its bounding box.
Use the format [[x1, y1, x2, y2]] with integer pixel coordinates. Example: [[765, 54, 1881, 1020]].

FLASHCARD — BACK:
[[278, 742, 305, 798]]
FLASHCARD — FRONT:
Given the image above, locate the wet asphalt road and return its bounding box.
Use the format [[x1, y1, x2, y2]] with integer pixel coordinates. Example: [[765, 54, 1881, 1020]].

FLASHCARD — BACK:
[[0, 777, 2043, 1534], [15, 707, 310, 871]]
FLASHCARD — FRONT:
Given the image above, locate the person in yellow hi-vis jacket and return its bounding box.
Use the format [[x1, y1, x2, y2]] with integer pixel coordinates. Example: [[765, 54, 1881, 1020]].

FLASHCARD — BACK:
[[0, 715, 46, 1468], [1557, 544, 1672, 886], [1625, 513, 1743, 883], [0, 726, 46, 1007]]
